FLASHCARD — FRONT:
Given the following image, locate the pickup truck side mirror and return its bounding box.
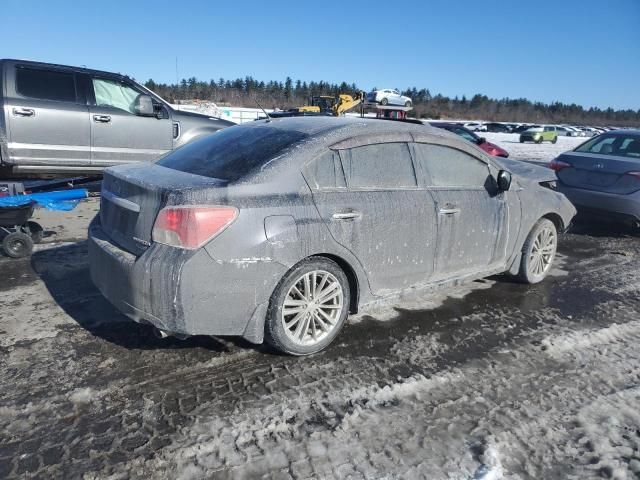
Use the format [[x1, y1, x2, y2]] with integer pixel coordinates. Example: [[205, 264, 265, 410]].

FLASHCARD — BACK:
[[497, 170, 512, 191], [134, 94, 155, 117]]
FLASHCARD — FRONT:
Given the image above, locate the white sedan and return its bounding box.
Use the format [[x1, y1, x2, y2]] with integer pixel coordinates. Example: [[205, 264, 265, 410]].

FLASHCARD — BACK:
[[366, 89, 413, 107]]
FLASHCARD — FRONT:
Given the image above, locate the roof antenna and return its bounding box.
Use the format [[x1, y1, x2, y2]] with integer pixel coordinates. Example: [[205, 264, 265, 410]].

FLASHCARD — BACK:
[[254, 98, 272, 122]]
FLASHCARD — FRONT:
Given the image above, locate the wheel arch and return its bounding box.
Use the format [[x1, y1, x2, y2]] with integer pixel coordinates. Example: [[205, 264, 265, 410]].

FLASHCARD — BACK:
[[541, 212, 565, 232], [311, 253, 360, 314]]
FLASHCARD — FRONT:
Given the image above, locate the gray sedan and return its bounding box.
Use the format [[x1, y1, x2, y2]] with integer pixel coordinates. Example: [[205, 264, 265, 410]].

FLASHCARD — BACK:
[[89, 117, 575, 355], [551, 130, 640, 226]]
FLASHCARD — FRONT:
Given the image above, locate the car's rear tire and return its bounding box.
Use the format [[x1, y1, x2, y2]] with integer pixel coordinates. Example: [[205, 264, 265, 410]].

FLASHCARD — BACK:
[[536, 137, 543, 144], [517, 218, 557, 284], [2, 231, 34, 258], [265, 257, 350, 356], [404, 101, 412, 108], [520, 138, 525, 143], [552, 136, 558, 144], [380, 98, 388, 106]]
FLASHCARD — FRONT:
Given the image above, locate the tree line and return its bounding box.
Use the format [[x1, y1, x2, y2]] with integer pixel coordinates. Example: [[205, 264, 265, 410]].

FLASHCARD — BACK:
[[144, 76, 640, 127]]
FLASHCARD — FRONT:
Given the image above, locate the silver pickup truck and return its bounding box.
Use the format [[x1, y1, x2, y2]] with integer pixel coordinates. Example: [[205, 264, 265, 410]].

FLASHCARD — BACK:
[[0, 59, 233, 175]]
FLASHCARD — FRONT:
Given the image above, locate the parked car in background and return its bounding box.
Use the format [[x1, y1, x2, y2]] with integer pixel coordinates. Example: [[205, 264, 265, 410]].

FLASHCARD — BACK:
[[485, 122, 512, 133], [565, 126, 585, 137], [0, 59, 233, 176], [463, 122, 486, 132], [555, 126, 576, 137], [430, 122, 509, 157], [513, 124, 535, 134], [550, 130, 640, 227], [365, 89, 412, 107], [520, 126, 558, 144], [89, 116, 574, 355]]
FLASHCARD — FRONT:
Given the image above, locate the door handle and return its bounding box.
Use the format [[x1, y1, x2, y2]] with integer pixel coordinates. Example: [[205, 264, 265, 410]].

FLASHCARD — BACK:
[[93, 115, 111, 123], [438, 207, 461, 216], [332, 211, 362, 220], [13, 107, 35, 117]]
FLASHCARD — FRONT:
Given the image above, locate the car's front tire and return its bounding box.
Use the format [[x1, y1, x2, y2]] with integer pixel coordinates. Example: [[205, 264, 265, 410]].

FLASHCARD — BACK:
[[265, 257, 350, 355], [517, 218, 558, 284], [404, 101, 412, 108], [380, 98, 388, 106], [552, 136, 558, 144]]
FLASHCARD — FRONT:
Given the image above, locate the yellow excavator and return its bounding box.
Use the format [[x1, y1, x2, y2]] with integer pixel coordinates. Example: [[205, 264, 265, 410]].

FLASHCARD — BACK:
[[270, 92, 365, 118]]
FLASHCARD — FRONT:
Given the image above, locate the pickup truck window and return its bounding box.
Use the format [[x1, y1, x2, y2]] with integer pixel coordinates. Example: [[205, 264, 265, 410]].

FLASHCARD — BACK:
[[92, 78, 139, 114], [16, 67, 76, 103]]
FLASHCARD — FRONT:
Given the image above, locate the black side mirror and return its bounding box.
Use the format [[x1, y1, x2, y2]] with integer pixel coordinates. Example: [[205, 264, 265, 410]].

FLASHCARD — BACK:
[[477, 137, 487, 145], [134, 94, 155, 117], [497, 170, 512, 191]]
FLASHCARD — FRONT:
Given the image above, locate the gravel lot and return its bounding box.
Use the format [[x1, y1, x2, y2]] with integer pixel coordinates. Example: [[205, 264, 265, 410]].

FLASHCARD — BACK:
[[1, 141, 640, 479]]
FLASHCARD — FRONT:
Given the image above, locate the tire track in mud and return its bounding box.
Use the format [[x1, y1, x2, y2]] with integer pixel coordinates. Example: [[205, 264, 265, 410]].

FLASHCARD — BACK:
[[1, 231, 639, 478]]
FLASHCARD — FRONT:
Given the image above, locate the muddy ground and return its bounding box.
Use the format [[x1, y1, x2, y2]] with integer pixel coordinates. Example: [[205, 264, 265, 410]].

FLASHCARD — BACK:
[[1, 199, 640, 479]]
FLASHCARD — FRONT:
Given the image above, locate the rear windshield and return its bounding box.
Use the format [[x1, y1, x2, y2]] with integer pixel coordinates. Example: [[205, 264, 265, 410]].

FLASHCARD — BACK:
[[157, 126, 308, 181], [575, 134, 640, 158]]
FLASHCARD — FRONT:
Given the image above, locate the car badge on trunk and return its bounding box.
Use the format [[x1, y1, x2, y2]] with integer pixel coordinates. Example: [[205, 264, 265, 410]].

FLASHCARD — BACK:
[[593, 163, 604, 169]]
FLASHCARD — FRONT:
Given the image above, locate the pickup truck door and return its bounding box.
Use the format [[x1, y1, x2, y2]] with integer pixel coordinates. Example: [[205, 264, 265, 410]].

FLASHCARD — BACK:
[[86, 75, 172, 166], [6, 65, 90, 169]]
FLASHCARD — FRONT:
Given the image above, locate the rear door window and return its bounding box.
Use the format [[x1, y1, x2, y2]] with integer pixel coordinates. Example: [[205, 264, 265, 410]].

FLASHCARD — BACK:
[[411, 143, 489, 187], [304, 150, 346, 190], [16, 67, 76, 102], [340, 143, 416, 189], [157, 126, 308, 181]]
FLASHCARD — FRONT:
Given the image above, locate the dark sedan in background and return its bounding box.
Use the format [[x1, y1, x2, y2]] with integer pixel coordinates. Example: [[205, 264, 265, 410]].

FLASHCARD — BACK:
[[429, 122, 509, 157], [551, 130, 640, 226], [89, 117, 575, 355]]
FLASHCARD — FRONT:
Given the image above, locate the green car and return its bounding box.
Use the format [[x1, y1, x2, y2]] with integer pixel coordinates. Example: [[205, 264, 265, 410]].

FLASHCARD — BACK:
[[520, 126, 558, 144]]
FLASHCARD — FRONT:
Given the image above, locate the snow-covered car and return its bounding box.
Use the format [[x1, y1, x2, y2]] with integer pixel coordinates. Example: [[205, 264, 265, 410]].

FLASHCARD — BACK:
[[365, 89, 412, 107], [89, 117, 575, 356]]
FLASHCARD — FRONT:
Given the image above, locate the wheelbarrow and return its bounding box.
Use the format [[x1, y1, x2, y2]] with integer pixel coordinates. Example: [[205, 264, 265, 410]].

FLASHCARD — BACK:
[[0, 202, 43, 258]]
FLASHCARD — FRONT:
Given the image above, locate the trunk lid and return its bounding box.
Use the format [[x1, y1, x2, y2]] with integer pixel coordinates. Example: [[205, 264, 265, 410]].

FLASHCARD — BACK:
[[100, 164, 227, 255], [555, 151, 640, 194]]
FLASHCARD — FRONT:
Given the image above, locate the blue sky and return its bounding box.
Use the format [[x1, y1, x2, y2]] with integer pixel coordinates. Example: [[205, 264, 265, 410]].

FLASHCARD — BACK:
[[3, 0, 639, 110]]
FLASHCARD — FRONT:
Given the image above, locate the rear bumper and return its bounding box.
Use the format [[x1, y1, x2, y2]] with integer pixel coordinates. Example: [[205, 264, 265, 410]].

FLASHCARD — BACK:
[[557, 185, 640, 222], [88, 217, 286, 343]]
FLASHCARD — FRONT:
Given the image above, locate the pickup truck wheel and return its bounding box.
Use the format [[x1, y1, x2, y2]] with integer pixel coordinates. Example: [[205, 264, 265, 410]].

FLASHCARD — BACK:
[[517, 219, 557, 284], [265, 257, 350, 356], [3, 232, 34, 258]]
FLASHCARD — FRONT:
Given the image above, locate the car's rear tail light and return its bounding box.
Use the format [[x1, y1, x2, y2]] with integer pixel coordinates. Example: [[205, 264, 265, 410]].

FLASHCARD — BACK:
[[626, 171, 640, 181], [152, 206, 238, 249], [549, 159, 572, 172]]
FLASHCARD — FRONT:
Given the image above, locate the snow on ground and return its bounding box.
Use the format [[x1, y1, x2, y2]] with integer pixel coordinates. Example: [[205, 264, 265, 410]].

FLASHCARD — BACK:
[[2, 222, 639, 479], [482, 132, 586, 165]]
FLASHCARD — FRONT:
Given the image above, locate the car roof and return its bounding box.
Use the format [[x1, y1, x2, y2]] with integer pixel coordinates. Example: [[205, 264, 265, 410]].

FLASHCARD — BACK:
[[241, 116, 490, 160], [601, 129, 640, 136], [247, 116, 438, 143], [0, 58, 133, 82]]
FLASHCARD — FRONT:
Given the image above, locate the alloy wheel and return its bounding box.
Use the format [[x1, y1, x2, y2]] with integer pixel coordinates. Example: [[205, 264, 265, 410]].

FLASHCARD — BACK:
[[528, 226, 556, 277], [281, 270, 344, 346]]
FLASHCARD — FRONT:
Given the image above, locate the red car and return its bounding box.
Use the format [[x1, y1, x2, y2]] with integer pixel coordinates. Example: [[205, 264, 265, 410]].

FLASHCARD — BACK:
[[429, 122, 509, 157]]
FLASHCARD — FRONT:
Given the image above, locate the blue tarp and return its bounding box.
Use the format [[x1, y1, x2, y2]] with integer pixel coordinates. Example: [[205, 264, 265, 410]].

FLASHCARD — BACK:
[[0, 189, 88, 211]]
